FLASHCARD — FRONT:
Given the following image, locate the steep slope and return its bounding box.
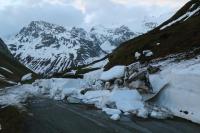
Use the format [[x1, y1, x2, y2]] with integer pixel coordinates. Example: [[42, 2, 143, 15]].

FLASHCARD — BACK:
[[7, 21, 137, 75], [0, 38, 36, 87], [105, 0, 200, 70]]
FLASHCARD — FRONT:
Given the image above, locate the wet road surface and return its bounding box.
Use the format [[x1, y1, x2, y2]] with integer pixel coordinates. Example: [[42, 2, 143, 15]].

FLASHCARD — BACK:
[[1, 98, 200, 133]]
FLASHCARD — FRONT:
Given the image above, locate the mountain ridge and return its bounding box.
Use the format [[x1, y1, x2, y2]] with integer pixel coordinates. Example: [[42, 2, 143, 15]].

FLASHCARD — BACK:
[[7, 21, 138, 75]]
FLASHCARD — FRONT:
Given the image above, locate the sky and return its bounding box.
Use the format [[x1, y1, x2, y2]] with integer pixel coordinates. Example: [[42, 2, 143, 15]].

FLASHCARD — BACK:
[[0, 0, 189, 38]]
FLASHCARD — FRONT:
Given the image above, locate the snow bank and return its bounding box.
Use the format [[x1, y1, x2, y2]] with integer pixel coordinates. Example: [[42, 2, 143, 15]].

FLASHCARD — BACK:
[[100, 66, 125, 81], [107, 89, 144, 112], [21, 73, 32, 81], [0, 84, 39, 106], [150, 59, 200, 124]]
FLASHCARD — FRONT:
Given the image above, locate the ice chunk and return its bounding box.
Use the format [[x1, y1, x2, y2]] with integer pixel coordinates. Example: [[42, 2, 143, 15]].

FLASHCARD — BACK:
[[107, 89, 144, 112], [110, 114, 120, 120], [102, 108, 121, 115], [100, 66, 125, 81], [21, 73, 32, 81]]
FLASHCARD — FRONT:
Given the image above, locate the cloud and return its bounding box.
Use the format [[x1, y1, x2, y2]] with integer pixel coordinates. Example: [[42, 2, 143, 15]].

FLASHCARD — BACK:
[[110, 0, 188, 7], [0, 0, 189, 38]]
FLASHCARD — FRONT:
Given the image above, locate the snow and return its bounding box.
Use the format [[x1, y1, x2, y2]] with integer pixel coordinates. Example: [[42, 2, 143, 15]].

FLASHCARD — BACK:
[[1, 55, 200, 123], [135, 52, 141, 59], [100, 66, 125, 81], [143, 50, 153, 57], [0, 74, 5, 79], [156, 42, 160, 46], [0, 67, 13, 74], [150, 57, 200, 124], [160, 5, 200, 30], [107, 89, 144, 112], [21, 73, 32, 81], [80, 90, 110, 107], [102, 108, 121, 115], [0, 84, 39, 106], [100, 41, 115, 53], [110, 114, 120, 120]]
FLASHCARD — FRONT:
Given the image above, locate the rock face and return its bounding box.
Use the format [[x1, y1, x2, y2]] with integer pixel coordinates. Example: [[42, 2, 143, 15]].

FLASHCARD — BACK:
[[7, 21, 138, 75]]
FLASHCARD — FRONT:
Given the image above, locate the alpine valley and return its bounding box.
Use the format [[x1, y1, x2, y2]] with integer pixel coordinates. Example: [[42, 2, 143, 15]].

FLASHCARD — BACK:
[[5, 14, 170, 75]]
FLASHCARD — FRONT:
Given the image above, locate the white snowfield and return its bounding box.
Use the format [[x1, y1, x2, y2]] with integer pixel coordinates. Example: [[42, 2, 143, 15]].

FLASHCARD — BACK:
[[0, 56, 200, 123]]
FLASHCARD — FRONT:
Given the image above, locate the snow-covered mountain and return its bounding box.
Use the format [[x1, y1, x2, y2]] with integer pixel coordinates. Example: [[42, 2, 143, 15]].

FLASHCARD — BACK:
[[90, 25, 137, 53], [7, 21, 138, 75]]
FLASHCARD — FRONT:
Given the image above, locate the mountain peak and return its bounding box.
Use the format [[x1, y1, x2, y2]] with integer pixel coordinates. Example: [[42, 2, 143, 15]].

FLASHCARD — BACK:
[[18, 21, 66, 39]]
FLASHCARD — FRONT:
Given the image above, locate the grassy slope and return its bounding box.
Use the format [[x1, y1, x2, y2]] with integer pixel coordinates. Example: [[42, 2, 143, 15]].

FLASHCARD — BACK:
[[105, 0, 200, 70], [0, 38, 38, 87]]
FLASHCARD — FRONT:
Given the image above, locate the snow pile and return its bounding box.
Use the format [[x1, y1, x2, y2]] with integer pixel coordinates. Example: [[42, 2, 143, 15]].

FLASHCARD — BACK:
[[0, 84, 39, 106], [107, 89, 144, 112], [2, 56, 200, 123], [0, 76, 148, 119], [150, 57, 200, 124], [33, 78, 86, 100], [100, 66, 125, 81], [21, 73, 32, 81], [79, 90, 110, 107]]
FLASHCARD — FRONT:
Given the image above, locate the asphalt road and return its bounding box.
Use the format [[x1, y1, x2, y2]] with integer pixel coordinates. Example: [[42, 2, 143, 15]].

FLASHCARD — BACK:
[[21, 98, 200, 133]]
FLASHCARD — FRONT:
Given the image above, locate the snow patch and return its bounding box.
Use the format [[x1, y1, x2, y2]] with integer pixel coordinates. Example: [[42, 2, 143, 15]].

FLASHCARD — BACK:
[[135, 52, 141, 59], [143, 50, 153, 57], [21, 73, 32, 81]]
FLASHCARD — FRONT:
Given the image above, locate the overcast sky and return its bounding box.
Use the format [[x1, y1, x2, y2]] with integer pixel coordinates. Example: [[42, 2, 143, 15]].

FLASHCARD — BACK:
[[0, 0, 189, 38]]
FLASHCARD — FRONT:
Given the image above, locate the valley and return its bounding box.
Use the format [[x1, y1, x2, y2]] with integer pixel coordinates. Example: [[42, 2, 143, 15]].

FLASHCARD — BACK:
[[0, 0, 200, 132]]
